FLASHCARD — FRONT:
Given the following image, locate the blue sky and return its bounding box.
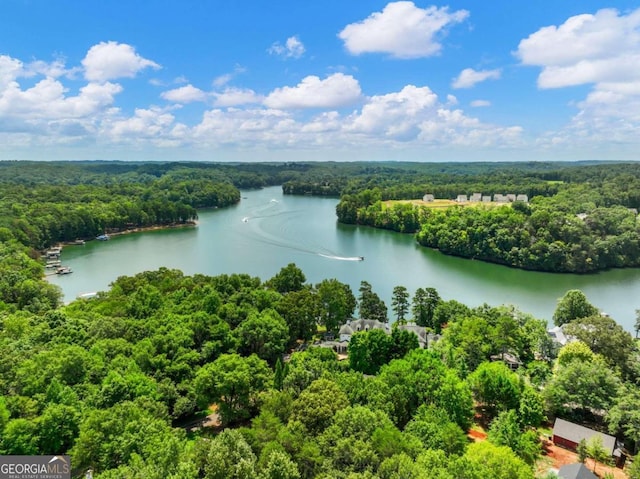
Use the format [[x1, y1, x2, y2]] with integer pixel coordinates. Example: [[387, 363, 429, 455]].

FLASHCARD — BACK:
[[1, 0, 639, 162]]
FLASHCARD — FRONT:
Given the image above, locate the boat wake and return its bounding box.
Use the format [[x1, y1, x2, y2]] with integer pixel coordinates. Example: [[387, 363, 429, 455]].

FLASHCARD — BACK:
[[240, 199, 362, 261], [318, 254, 364, 261]]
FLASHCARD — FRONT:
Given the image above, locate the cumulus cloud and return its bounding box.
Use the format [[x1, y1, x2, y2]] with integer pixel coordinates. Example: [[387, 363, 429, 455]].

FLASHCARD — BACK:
[[101, 107, 176, 143], [470, 100, 491, 107], [161, 84, 208, 103], [83, 41, 160, 82], [517, 8, 640, 148], [0, 55, 23, 90], [452, 68, 501, 89], [338, 1, 468, 58], [264, 73, 362, 109], [213, 87, 262, 107], [0, 46, 526, 156], [348, 85, 438, 138], [516, 8, 640, 89], [0, 75, 122, 121], [268, 36, 306, 59]]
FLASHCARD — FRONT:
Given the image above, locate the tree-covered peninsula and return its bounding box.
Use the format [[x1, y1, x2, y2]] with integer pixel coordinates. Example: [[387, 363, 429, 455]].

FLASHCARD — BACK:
[[333, 163, 640, 273]]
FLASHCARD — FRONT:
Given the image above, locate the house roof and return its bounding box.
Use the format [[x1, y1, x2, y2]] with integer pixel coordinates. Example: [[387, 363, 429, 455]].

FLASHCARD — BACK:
[[558, 463, 598, 479], [553, 418, 616, 454], [338, 318, 389, 337]]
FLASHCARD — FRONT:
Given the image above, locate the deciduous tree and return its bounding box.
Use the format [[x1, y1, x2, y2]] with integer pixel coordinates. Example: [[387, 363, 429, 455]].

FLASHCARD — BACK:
[[552, 290, 598, 326], [195, 353, 272, 425]]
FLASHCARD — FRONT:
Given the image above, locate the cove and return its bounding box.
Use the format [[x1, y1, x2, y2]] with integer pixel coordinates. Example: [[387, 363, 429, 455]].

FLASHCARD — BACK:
[[49, 186, 640, 332]]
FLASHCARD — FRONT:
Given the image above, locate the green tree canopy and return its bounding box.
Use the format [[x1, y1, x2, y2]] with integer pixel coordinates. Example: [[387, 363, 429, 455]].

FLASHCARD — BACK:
[[267, 264, 307, 294], [552, 290, 599, 326], [195, 353, 272, 425]]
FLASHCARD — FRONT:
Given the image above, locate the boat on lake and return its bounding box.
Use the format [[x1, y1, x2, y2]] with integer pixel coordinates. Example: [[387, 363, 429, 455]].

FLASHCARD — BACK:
[[96, 234, 110, 241], [56, 266, 73, 275]]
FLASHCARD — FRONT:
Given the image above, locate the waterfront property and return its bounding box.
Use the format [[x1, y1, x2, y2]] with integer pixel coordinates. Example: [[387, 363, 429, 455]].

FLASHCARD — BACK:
[[332, 318, 440, 350]]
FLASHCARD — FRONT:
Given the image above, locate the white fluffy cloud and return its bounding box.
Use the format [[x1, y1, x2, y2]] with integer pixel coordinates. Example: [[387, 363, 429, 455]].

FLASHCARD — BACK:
[[452, 68, 501, 89], [517, 8, 640, 89], [268, 36, 306, 59], [0, 55, 24, 89], [0, 75, 121, 121], [339, 2, 468, 58], [0, 44, 524, 156], [101, 107, 177, 145], [185, 83, 522, 151], [213, 87, 262, 107], [264, 73, 362, 109], [518, 8, 640, 149], [470, 100, 491, 107], [161, 84, 208, 103], [83, 41, 160, 82], [348, 85, 438, 139]]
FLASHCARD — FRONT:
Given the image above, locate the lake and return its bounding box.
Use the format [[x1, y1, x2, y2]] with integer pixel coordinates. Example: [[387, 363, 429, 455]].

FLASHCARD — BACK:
[[49, 186, 640, 332]]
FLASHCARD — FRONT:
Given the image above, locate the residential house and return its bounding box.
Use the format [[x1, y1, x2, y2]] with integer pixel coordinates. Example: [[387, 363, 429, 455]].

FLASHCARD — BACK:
[[506, 193, 517, 202], [395, 323, 440, 349], [422, 194, 435, 202], [516, 194, 529, 203], [481, 196, 492, 202], [557, 463, 597, 479], [338, 318, 390, 342], [490, 352, 522, 371], [456, 194, 468, 203], [470, 193, 482, 202], [552, 418, 623, 466], [548, 325, 572, 347], [333, 319, 438, 350]]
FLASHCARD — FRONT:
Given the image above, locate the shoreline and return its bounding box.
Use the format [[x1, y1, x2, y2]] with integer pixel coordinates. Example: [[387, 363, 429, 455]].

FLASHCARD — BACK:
[[60, 221, 198, 245], [105, 221, 198, 238]]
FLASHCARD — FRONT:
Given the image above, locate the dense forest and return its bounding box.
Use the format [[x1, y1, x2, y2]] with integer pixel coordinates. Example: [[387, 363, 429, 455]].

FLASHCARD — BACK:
[[1, 160, 640, 477], [0, 263, 639, 478]]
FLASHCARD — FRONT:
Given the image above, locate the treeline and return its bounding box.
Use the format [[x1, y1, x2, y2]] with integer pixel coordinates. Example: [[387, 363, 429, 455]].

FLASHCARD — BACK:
[[335, 164, 640, 273], [1, 264, 638, 478], [0, 165, 246, 249]]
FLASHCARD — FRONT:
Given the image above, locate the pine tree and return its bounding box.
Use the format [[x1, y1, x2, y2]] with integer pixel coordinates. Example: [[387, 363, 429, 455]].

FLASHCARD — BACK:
[[274, 358, 285, 391]]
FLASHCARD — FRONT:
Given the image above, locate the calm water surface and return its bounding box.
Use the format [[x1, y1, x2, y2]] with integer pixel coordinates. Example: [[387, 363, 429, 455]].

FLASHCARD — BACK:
[[49, 186, 640, 332]]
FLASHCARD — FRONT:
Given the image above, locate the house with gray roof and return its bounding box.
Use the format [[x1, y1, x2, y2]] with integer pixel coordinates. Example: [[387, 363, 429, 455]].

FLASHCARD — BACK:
[[339, 318, 389, 342], [557, 463, 597, 479], [395, 323, 440, 349], [553, 418, 618, 457], [336, 319, 439, 349], [548, 325, 574, 348]]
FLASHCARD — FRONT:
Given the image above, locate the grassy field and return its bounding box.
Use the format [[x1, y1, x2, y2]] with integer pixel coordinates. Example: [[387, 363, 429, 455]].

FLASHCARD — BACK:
[[383, 199, 510, 209]]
